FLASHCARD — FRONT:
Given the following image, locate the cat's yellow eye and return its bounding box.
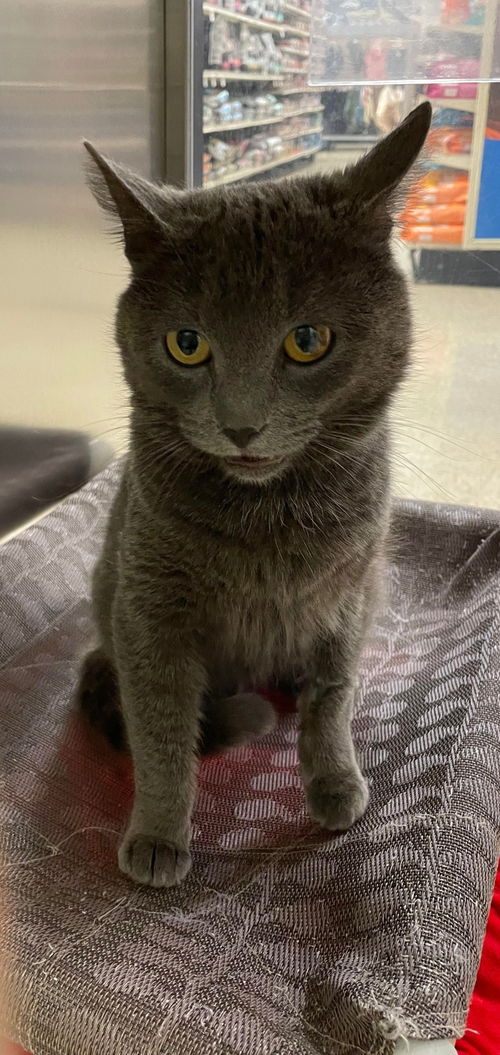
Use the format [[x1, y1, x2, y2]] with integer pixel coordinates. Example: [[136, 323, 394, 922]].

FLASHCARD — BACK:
[[166, 330, 211, 366], [284, 325, 332, 364]]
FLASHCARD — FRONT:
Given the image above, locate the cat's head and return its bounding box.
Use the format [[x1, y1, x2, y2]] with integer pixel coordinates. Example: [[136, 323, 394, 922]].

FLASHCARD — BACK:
[[85, 102, 430, 485]]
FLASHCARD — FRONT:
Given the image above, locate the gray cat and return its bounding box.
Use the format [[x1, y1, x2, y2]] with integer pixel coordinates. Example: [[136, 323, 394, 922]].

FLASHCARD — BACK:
[[79, 102, 431, 888]]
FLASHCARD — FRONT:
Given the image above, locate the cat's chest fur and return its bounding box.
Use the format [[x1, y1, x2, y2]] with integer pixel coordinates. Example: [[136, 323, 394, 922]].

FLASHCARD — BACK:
[[203, 538, 340, 686]]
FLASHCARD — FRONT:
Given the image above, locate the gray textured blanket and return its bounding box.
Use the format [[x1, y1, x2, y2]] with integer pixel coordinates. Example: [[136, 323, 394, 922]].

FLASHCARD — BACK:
[[0, 462, 499, 1055]]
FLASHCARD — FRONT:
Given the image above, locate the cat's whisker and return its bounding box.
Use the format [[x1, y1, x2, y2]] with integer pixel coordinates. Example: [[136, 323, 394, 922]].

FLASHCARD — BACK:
[[312, 432, 455, 501], [145, 447, 200, 517], [392, 422, 492, 461], [303, 459, 355, 543], [392, 432, 467, 465], [309, 441, 367, 493], [311, 438, 362, 472], [329, 414, 489, 460], [90, 424, 131, 443], [317, 431, 451, 502], [391, 454, 455, 501], [150, 443, 196, 484], [81, 408, 131, 428], [134, 448, 188, 495]]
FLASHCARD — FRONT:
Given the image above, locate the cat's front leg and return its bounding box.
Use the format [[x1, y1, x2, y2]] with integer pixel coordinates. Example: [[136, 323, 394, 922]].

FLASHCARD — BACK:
[[298, 596, 369, 831], [113, 598, 205, 888]]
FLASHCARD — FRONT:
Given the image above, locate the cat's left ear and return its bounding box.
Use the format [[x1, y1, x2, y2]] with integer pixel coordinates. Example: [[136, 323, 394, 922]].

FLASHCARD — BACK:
[[346, 101, 432, 207], [83, 141, 171, 266]]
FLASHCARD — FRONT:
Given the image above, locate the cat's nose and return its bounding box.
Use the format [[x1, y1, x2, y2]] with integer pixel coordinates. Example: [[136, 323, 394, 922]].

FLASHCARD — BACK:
[[223, 426, 262, 449]]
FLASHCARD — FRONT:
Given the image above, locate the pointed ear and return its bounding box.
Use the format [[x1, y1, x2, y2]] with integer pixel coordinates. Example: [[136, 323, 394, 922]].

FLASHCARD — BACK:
[[347, 101, 432, 206], [83, 141, 168, 265]]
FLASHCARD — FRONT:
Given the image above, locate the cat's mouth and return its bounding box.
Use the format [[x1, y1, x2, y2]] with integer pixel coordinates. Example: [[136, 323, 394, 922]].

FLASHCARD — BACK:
[[222, 453, 285, 481]]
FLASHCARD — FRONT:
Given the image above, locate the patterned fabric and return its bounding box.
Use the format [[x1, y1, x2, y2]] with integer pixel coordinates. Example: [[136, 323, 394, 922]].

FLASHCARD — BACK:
[[0, 462, 499, 1055]]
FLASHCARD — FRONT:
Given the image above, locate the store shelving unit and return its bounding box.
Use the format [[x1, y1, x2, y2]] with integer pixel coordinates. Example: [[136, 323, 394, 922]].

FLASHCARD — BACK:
[[202, 4, 310, 38], [203, 70, 284, 82], [322, 132, 379, 147], [274, 84, 321, 94], [202, 1, 322, 186], [427, 21, 483, 36], [280, 128, 320, 140], [405, 241, 464, 251], [282, 46, 309, 57], [418, 93, 476, 114], [284, 3, 311, 19], [205, 144, 321, 186], [204, 104, 323, 135], [201, 0, 498, 252], [405, 8, 495, 253], [428, 150, 471, 171]]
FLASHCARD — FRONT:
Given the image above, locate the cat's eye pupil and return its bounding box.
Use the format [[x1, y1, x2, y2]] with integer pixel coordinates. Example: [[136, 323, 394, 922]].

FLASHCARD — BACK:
[[177, 330, 199, 355], [295, 326, 320, 355]]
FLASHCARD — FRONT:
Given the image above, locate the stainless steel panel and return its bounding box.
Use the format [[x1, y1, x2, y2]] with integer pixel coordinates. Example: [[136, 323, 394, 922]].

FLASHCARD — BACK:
[[165, 0, 203, 187], [0, 0, 164, 442]]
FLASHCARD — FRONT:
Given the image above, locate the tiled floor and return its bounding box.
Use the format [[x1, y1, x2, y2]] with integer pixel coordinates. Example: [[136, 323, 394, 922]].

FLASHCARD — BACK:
[[2, 155, 500, 511], [392, 275, 500, 508]]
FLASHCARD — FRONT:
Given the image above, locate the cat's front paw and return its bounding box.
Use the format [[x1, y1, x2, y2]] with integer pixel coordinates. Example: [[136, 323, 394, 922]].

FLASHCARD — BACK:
[[118, 832, 192, 888], [306, 769, 369, 831]]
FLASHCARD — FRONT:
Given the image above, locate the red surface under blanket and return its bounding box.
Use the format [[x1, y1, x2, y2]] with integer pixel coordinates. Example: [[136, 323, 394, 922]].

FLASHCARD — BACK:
[[456, 862, 500, 1055]]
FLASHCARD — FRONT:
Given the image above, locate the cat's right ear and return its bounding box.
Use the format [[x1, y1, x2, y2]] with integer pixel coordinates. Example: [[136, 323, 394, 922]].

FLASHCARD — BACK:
[[83, 142, 168, 266], [345, 101, 432, 207]]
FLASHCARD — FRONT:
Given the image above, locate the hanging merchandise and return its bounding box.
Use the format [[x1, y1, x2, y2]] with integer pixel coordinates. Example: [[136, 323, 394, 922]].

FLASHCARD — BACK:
[[375, 86, 404, 134], [322, 44, 345, 80], [260, 32, 284, 75], [207, 16, 289, 76], [347, 40, 365, 78], [361, 86, 376, 127], [386, 42, 407, 79], [207, 14, 225, 69], [321, 87, 378, 138], [343, 91, 361, 134], [321, 90, 350, 135], [207, 16, 239, 71], [240, 26, 265, 72], [364, 39, 387, 81]]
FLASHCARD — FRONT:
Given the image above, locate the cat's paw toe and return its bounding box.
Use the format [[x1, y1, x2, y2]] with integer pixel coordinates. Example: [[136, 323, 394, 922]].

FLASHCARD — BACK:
[[306, 770, 369, 831], [118, 833, 192, 888]]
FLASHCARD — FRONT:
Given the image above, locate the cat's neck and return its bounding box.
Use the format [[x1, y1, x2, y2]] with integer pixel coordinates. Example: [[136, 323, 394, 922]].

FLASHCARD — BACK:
[[129, 411, 390, 547]]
